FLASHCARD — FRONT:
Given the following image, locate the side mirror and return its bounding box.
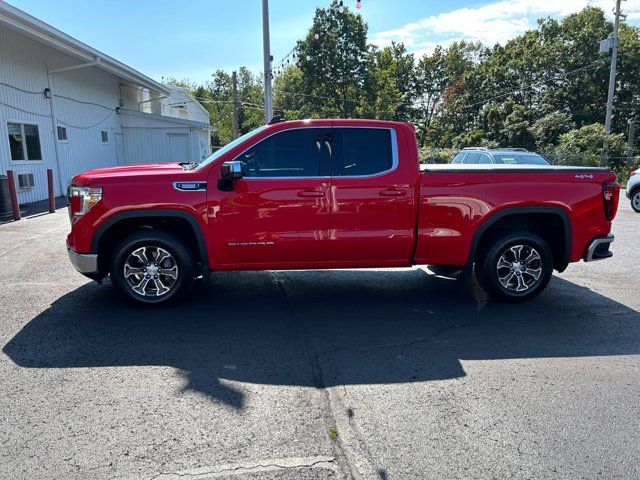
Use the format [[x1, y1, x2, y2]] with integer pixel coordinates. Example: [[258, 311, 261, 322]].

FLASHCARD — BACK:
[[220, 161, 244, 179], [218, 161, 244, 191]]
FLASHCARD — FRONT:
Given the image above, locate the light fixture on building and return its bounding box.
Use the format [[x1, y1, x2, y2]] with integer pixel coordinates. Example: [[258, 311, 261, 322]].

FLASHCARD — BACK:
[[43, 88, 51, 99]]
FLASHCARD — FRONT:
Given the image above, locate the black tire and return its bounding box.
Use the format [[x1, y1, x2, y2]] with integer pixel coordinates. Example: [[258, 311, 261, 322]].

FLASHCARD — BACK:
[[631, 189, 640, 213], [109, 230, 195, 306], [475, 231, 553, 302]]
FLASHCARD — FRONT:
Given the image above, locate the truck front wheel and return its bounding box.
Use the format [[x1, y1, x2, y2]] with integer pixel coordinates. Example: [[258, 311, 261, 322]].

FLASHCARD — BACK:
[[109, 230, 195, 306], [475, 232, 553, 302]]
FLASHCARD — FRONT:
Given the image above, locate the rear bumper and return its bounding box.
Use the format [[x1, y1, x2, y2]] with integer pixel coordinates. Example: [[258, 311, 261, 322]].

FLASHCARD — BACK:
[[67, 247, 98, 275], [583, 234, 614, 262]]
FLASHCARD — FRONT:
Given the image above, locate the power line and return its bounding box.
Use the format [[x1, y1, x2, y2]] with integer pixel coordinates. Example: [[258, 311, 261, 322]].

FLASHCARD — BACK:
[[451, 58, 610, 112], [57, 110, 116, 129], [0, 99, 117, 129], [273, 45, 299, 76], [1, 80, 117, 111], [52, 93, 115, 111], [0, 100, 52, 117], [0, 81, 42, 95]]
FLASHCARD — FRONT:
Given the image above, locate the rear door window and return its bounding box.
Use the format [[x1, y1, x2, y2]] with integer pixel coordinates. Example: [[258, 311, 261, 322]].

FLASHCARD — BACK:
[[332, 128, 394, 176], [478, 154, 492, 164]]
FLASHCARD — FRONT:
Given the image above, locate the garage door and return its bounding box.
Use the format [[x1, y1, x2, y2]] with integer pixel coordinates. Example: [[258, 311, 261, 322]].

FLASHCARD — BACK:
[[168, 133, 189, 162]]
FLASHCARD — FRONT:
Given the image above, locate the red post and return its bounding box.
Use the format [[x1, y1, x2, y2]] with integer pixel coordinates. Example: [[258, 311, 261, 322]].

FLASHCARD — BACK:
[[6, 170, 21, 221], [47, 169, 55, 213]]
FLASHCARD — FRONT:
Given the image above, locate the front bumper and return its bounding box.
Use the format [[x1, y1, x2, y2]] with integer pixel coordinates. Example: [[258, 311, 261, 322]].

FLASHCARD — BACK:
[[67, 248, 98, 275], [583, 234, 614, 262]]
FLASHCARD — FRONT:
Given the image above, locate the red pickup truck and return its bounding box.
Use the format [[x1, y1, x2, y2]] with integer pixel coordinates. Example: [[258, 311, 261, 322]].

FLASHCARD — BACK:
[[66, 119, 620, 305]]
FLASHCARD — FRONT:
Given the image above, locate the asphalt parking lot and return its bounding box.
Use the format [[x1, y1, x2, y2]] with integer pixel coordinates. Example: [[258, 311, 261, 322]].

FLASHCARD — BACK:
[[1, 195, 639, 480]]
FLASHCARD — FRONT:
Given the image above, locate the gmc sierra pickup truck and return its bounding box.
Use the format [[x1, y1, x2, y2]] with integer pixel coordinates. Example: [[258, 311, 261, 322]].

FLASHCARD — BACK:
[[66, 118, 620, 305]]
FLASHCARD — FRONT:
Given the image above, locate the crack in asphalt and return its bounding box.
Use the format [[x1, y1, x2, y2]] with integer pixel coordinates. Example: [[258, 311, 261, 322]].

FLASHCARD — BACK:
[[271, 272, 363, 480], [151, 456, 337, 479], [314, 319, 502, 357]]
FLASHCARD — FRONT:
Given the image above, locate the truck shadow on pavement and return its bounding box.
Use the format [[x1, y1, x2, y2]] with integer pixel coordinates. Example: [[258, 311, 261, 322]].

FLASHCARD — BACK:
[[4, 269, 640, 408]]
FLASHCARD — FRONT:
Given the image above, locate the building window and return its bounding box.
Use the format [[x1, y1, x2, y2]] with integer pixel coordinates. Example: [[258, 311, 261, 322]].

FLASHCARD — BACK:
[[57, 126, 68, 141], [7, 122, 42, 161], [101, 130, 109, 143]]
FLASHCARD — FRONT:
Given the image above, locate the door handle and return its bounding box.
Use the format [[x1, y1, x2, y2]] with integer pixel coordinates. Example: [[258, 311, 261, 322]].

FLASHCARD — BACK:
[[297, 190, 325, 198], [379, 189, 406, 197]]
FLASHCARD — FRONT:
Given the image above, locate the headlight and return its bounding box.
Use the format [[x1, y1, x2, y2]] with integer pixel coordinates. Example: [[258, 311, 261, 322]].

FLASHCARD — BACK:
[[68, 186, 102, 217]]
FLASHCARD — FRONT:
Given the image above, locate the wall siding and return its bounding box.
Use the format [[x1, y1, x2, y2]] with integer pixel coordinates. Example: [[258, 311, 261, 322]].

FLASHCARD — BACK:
[[0, 26, 210, 205]]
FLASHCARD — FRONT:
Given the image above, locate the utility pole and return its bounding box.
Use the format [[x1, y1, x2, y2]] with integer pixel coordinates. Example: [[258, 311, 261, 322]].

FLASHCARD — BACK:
[[231, 71, 239, 140], [628, 117, 636, 162], [261, 0, 274, 123], [601, 0, 623, 167]]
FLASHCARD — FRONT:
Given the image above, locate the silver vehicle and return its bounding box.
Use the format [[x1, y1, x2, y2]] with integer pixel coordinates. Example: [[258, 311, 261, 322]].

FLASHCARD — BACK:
[[451, 147, 551, 166], [626, 167, 640, 213]]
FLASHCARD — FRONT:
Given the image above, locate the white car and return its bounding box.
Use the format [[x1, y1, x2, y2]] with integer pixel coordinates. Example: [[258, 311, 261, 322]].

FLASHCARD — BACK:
[[627, 168, 640, 213]]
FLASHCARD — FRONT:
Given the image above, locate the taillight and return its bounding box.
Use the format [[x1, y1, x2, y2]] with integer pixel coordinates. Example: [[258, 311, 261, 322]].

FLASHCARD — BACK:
[[603, 182, 620, 221], [630, 171, 637, 177]]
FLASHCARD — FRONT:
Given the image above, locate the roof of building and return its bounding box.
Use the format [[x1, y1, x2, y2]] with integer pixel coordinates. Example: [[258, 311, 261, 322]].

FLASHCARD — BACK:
[[0, 0, 170, 95], [163, 85, 211, 117], [121, 108, 216, 130]]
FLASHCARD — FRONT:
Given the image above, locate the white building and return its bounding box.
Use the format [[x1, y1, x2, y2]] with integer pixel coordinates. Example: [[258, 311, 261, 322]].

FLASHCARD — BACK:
[[0, 1, 214, 204]]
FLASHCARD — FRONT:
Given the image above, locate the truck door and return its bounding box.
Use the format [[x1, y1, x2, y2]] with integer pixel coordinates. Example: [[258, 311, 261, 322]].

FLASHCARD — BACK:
[[210, 127, 332, 268], [329, 126, 416, 266]]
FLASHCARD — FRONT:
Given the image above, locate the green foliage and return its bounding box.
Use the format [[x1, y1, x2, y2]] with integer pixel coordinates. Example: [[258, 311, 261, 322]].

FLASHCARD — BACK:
[[553, 123, 626, 166], [530, 111, 575, 148], [418, 146, 458, 164], [189, 67, 264, 147], [172, 3, 639, 176], [295, 0, 369, 117]]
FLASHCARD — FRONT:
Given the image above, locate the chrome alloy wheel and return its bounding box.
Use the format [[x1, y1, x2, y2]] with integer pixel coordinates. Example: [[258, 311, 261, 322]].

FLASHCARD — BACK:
[[496, 244, 542, 293], [123, 246, 179, 297]]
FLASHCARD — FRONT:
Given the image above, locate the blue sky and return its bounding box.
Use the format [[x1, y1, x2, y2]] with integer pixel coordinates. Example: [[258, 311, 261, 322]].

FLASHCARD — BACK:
[[7, 0, 640, 84]]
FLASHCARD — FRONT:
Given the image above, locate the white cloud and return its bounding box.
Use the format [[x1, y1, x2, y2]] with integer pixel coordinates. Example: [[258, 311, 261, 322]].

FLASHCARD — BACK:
[[371, 0, 640, 56]]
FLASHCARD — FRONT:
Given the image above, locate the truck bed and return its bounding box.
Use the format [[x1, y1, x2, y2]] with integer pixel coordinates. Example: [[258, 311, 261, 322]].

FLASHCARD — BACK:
[[414, 164, 617, 268], [419, 163, 612, 173]]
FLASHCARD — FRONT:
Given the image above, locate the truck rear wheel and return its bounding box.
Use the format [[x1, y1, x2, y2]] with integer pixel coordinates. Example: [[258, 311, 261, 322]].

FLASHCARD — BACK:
[[109, 230, 195, 306], [475, 231, 553, 302]]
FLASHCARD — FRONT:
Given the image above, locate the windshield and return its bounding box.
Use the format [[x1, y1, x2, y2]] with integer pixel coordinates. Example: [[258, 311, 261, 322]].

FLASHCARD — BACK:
[[492, 153, 550, 165], [194, 126, 268, 170]]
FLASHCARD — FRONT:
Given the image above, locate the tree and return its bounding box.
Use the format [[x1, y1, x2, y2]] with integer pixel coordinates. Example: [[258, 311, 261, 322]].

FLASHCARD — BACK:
[[198, 67, 264, 147], [273, 66, 306, 119], [164, 4, 639, 179], [414, 46, 447, 145], [362, 42, 415, 120], [555, 123, 625, 166], [295, 0, 369, 117], [530, 111, 574, 149]]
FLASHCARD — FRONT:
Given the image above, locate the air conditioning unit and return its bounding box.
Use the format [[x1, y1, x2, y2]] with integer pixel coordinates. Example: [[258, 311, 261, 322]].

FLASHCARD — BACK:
[[17, 173, 35, 190]]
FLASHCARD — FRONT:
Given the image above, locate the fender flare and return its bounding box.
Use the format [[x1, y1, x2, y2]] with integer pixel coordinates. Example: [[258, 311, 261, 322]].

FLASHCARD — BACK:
[[91, 209, 210, 271], [464, 206, 572, 273]]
